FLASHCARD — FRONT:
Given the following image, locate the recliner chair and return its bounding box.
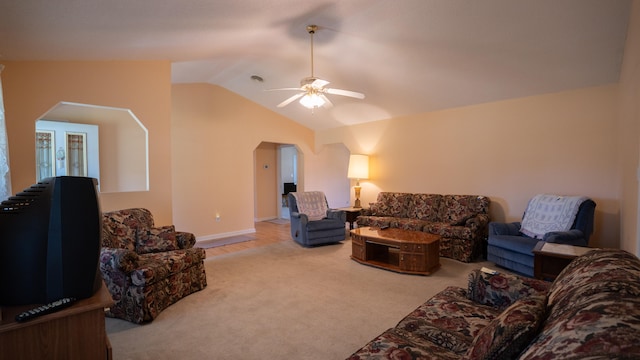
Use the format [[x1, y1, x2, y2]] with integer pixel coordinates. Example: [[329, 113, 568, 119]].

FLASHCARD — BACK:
[[487, 195, 596, 277], [288, 191, 346, 247]]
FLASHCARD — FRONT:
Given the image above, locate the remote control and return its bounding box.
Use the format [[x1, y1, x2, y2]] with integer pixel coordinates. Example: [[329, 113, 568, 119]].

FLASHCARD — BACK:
[[480, 267, 498, 275], [15, 297, 76, 322]]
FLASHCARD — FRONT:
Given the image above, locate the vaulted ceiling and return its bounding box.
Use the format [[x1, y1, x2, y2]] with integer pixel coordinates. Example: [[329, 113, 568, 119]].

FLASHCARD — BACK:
[[0, 0, 632, 130]]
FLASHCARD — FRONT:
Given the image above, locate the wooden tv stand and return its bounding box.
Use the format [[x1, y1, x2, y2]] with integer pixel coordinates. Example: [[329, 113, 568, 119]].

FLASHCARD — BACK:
[[0, 282, 114, 360], [350, 227, 440, 275]]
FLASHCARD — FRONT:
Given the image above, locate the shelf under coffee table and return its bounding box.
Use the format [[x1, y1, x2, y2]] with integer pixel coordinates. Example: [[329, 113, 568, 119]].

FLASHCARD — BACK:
[[350, 227, 441, 275]]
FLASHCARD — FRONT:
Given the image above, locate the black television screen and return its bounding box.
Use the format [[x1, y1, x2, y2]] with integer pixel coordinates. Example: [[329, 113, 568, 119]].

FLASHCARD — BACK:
[[0, 176, 102, 306]]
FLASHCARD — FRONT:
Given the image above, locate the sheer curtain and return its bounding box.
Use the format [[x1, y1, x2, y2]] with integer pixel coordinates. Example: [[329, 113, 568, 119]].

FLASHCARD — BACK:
[[0, 64, 12, 200]]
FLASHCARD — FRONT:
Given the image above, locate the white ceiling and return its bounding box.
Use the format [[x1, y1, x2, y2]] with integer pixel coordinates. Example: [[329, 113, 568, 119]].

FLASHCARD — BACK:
[[0, 0, 632, 131]]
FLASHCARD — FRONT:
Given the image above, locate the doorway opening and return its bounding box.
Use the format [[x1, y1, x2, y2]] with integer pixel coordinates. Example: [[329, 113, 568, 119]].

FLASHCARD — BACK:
[[253, 142, 300, 223]]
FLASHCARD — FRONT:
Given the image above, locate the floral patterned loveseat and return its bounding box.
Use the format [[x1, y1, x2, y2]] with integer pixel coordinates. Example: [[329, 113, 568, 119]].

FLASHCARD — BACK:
[[347, 249, 640, 359], [100, 208, 207, 323], [357, 192, 490, 262]]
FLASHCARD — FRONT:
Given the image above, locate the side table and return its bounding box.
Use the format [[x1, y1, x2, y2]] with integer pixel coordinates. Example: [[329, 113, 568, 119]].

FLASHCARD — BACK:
[[532, 241, 594, 281], [0, 281, 114, 360], [339, 207, 362, 229]]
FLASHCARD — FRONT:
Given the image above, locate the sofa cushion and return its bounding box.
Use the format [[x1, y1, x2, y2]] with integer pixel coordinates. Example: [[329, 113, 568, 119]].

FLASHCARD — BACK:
[[392, 218, 430, 231], [356, 216, 393, 229], [519, 292, 640, 359], [424, 222, 475, 241], [439, 195, 484, 225], [395, 286, 500, 354], [518, 250, 640, 360], [370, 192, 411, 218], [102, 208, 155, 250], [102, 219, 137, 251], [136, 225, 179, 254], [130, 248, 206, 287], [407, 194, 442, 221], [467, 269, 550, 310], [547, 249, 640, 309], [346, 328, 461, 360], [466, 295, 546, 360]]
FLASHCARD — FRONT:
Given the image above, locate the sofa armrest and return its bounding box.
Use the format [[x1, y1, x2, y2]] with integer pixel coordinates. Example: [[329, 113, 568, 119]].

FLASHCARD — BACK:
[[467, 269, 550, 310], [327, 209, 346, 222], [543, 229, 588, 246], [360, 207, 374, 216], [100, 247, 139, 274], [176, 231, 196, 249], [488, 221, 522, 236], [464, 213, 491, 230]]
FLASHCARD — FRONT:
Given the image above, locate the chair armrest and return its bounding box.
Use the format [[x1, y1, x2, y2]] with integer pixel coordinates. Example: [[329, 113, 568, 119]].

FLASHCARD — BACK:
[[290, 211, 309, 224], [327, 209, 346, 222], [99, 247, 139, 274], [543, 229, 588, 246], [176, 231, 196, 249], [467, 269, 550, 310], [488, 221, 522, 236]]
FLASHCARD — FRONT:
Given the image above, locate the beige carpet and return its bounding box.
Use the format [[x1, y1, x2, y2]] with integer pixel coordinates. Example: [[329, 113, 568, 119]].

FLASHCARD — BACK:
[[106, 240, 495, 360]]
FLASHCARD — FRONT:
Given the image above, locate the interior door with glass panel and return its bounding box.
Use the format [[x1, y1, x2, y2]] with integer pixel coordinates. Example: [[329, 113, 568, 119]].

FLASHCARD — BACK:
[[66, 132, 87, 177], [35, 130, 56, 181]]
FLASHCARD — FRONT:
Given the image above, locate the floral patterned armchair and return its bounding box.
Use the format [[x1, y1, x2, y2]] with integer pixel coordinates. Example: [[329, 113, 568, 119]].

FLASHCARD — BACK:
[[100, 208, 207, 323]]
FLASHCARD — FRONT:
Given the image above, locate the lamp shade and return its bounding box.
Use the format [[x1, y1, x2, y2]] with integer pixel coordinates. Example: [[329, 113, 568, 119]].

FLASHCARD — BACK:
[[347, 154, 369, 179]]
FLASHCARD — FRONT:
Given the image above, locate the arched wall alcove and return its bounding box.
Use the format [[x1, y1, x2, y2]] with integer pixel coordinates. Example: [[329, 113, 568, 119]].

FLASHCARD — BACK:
[[37, 102, 149, 193]]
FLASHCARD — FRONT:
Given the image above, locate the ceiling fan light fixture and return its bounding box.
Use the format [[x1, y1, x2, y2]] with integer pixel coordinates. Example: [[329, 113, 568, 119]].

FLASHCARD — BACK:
[[299, 93, 325, 108], [269, 24, 364, 109]]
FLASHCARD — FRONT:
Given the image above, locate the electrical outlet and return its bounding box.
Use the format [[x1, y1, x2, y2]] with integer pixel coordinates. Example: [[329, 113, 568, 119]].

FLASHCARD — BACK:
[[215, 213, 221, 222]]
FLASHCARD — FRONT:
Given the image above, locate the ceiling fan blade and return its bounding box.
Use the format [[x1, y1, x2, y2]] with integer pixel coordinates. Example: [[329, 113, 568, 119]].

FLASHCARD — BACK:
[[325, 88, 365, 99], [277, 93, 304, 108], [311, 78, 330, 88], [265, 87, 304, 92], [320, 94, 333, 108]]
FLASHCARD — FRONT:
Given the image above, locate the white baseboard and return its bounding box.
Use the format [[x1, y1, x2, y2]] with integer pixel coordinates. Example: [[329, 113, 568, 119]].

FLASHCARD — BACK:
[[195, 228, 256, 248]]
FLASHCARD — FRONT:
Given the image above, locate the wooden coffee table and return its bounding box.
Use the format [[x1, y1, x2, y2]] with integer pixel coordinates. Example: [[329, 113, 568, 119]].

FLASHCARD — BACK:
[[350, 227, 440, 275]]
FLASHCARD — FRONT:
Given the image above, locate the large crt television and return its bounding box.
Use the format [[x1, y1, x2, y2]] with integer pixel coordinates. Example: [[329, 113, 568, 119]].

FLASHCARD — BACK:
[[0, 176, 102, 306]]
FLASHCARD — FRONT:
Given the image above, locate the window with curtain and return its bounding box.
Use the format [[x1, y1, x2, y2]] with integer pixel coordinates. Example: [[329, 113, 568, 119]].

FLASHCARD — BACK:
[[35, 131, 55, 181], [66, 132, 87, 177]]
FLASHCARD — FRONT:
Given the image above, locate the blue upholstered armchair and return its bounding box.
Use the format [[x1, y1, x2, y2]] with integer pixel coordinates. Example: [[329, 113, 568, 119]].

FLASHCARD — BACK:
[[487, 195, 596, 277], [288, 191, 346, 247]]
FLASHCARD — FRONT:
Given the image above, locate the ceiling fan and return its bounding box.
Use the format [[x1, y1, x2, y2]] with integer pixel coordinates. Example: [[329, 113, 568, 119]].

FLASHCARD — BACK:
[[270, 25, 365, 109]]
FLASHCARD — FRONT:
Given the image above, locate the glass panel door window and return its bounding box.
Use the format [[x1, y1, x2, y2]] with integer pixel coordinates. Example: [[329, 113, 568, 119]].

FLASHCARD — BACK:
[[66, 132, 87, 177], [36, 131, 55, 181]]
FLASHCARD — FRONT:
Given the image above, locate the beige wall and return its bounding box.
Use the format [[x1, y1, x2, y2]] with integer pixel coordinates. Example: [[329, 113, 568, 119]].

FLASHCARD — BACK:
[[2, 61, 174, 224], [318, 85, 621, 249], [170, 83, 315, 241], [618, 0, 640, 255], [3, 4, 638, 253], [254, 142, 278, 221]]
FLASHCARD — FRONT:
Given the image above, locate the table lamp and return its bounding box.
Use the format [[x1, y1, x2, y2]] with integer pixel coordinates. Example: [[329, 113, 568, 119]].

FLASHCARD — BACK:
[[347, 154, 369, 208]]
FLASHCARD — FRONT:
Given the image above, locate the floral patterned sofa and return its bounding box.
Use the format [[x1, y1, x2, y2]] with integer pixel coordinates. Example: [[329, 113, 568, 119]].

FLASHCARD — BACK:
[[347, 249, 640, 359], [100, 208, 207, 323], [357, 192, 490, 262]]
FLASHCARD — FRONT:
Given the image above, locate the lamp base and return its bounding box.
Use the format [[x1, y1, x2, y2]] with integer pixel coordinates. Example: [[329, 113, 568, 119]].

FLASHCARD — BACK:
[[353, 185, 362, 208]]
